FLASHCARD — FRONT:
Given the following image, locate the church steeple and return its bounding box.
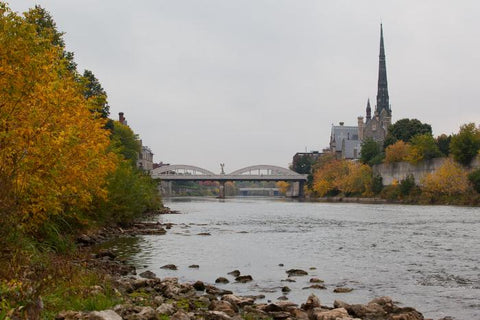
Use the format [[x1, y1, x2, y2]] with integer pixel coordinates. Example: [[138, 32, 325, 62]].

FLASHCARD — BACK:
[[376, 24, 390, 116], [366, 98, 371, 121]]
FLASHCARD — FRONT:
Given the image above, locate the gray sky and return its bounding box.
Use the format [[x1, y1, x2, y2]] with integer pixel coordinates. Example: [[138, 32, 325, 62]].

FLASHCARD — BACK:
[[11, 1, 480, 173]]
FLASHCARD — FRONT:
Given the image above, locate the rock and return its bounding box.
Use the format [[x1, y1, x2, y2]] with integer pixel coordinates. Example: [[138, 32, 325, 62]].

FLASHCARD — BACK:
[[188, 265, 199, 268], [334, 287, 353, 293], [228, 270, 241, 277], [303, 284, 326, 290], [261, 303, 284, 312], [156, 303, 176, 315], [77, 234, 95, 246], [171, 310, 191, 320], [390, 310, 424, 320], [281, 286, 291, 293], [309, 267, 317, 270], [209, 300, 238, 316], [95, 249, 117, 260], [278, 263, 284, 267], [139, 270, 157, 279], [153, 295, 164, 306], [88, 310, 122, 320], [333, 300, 349, 309], [222, 294, 255, 307], [215, 277, 230, 284], [281, 278, 296, 283], [198, 232, 211, 236], [56, 310, 85, 320], [286, 269, 308, 277], [206, 285, 233, 296], [301, 294, 321, 310], [290, 309, 309, 320], [311, 308, 349, 320], [267, 311, 291, 319], [310, 278, 324, 283], [135, 307, 157, 320], [205, 311, 233, 320], [235, 275, 253, 283], [277, 296, 288, 301], [161, 264, 178, 270], [193, 281, 206, 291]]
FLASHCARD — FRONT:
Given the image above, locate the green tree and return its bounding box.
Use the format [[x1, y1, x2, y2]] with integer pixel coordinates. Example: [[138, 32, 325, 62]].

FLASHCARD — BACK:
[[291, 154, 314, 174], [450, 123, 480, 166], [407, 134, 442, 163], [468, 168, 480, 193], [384, 118, 432, 147], [436, 134, 451, 156], [110, 121, 141, 164], [24, 5, 77, 72], [360, 138, 383, 165], [82, 70, 110, 119]]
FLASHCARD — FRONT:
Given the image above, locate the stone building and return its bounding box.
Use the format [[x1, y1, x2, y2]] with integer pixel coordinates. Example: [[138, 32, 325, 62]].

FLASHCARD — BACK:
[[329, 24, 392, 158]]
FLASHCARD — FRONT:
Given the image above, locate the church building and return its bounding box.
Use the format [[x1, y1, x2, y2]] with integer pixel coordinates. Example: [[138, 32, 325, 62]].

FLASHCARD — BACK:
[[330, 24, 392, 159]]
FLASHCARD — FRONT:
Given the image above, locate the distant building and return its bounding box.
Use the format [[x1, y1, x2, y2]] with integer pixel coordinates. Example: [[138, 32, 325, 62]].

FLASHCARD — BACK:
[[329, 122, 361, 159], [329, 24, 392, 159], [137, 142, 154, 172]]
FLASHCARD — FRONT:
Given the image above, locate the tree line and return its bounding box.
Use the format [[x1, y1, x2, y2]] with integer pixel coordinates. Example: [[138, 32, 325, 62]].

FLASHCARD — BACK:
[[291, 118, 480, 205]]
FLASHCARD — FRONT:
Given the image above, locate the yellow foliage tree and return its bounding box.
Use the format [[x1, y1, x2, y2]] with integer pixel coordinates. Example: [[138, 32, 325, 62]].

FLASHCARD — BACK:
[[384, 140, 411, 163], [276, 181, 290, 195], [0, 6, 116, 232], [312, 157, 372, 197], [421, 158, 469, 196]]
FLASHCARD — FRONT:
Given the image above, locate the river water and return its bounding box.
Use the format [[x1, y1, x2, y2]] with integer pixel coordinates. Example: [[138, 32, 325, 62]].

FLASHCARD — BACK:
[[114, 198, 480, 319]]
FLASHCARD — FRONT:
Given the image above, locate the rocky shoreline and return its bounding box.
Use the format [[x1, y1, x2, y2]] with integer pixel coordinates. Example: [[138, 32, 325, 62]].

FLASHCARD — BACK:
[[62, 212, 449, 320]]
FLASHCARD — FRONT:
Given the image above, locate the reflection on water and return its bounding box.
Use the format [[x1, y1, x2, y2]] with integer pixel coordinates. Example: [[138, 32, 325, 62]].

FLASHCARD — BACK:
[[120, 197, 480, 320]]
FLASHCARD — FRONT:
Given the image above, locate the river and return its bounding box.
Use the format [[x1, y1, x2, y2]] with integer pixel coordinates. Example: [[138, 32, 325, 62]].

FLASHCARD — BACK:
[[112, 197, 480, 319]]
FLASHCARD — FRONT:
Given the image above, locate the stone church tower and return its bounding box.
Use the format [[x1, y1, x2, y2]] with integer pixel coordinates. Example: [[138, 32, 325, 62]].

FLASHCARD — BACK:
[[358, 24, 392, 143]]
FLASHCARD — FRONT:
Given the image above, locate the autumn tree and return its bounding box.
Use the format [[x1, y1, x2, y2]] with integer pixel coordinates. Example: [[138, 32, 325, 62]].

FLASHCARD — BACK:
[[421, 158, 469, 197], [312, 157, 372, 197], [276, 181, 290, 195], [384, 118, 432, 147], [384, 140, 411, 163], [0, 5, 116, 234], [82, 70, 110, 119], [406, 134, 442, 164], [450, 123, 480, 166]]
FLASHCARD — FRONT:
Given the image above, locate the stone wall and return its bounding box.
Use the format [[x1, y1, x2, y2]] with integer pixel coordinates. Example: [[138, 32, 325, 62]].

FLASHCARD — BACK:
[[372, 158, 447, 185]]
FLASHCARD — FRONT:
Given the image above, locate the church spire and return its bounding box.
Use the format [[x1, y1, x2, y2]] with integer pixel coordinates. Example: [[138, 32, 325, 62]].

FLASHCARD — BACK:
[[366, 98, 371, 121], [376, 24, 390, 115]]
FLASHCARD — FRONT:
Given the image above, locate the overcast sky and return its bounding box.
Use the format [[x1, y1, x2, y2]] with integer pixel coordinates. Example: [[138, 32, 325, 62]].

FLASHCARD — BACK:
[[11, 1, 480, 172]]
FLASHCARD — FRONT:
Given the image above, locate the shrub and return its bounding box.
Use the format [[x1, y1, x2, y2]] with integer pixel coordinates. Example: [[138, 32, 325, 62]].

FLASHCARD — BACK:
[[385, 140, 410, 163]]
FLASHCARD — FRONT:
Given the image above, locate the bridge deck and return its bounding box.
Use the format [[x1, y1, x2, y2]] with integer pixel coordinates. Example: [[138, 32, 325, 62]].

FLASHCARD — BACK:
[[152, 174, 307, 182]]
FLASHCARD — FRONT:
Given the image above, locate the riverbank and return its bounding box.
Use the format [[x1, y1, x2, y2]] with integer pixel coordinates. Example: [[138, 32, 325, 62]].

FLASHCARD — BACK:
[[56, 218, 436, 320]]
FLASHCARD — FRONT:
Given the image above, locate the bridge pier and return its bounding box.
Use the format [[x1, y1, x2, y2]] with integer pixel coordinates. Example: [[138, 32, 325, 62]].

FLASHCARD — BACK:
[[218, 181, 226, 199]]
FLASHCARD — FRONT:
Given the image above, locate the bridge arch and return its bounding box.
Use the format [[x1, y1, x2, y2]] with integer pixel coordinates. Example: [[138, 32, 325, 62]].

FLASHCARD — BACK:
[[152, 164, 215, 176], [229, 165, 301, 176]]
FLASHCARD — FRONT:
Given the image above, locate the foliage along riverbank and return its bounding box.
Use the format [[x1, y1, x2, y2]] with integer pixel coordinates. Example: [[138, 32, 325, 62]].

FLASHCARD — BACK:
[[0, 4, 162, 318]]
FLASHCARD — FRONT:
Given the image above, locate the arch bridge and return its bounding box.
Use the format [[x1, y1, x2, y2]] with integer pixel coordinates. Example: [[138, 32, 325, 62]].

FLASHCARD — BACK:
[[151, 164, 307, 198]]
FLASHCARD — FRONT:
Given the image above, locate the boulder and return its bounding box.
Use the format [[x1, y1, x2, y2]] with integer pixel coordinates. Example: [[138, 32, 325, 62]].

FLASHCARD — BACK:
[[215, 277, 230, 284], [188, 265, 200, 269], [171, 310, 191, 320], [206, 285, 233, 296], [222, 294, 255, 307], [311, 308, 349, 320], [310, 278, 324, 283], [205, 311, 233, 320], [193, 281, 206, 291], [160, 264, 178, 270], [228, 270, 241, 277], [281, 286, 291, 293], [301, 294, 321, 310], [333, 287, 353, 293], [139, 270, 157, 279], [88, 310, 122, 320], [156, 303, 176, 315], [209, 300, 238, 316], [290, 308, 309, 320], [235, 275, 253, 283], [286, 269, 308, 277]]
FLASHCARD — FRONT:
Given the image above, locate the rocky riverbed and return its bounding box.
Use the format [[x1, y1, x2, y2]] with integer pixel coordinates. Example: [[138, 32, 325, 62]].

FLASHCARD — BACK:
[[58, 214, 454, 320]]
